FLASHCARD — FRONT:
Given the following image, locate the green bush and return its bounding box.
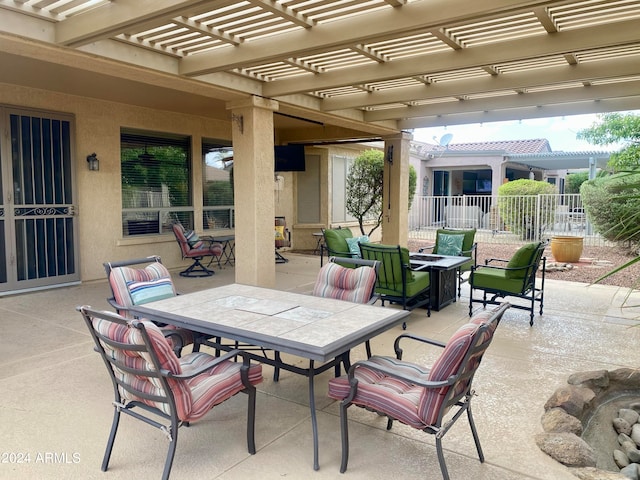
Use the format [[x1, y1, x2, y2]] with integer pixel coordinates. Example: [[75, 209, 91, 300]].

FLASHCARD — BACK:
[[580, 172, 640, 247], [497, 179, 557, 239]]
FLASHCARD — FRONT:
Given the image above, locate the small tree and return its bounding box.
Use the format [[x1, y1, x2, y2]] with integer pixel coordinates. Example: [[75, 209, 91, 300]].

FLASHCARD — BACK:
[[497, 179, 557, 240], [576, 112, 640, 171], [345, 149, 417, 237]]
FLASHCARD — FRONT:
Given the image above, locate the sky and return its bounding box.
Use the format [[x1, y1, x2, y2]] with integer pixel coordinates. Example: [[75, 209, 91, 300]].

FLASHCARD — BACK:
[[411, 111, 640, 153]]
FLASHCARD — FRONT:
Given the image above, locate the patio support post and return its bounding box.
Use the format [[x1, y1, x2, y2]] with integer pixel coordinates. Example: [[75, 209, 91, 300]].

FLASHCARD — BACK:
[[382, 132, 412, 246], [226, 96, 279, 288]]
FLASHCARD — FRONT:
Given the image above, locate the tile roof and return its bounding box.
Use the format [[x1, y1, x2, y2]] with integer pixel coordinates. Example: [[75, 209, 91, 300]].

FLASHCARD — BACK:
[[411, 138, 553, 155], [446, 139, 552, 153]]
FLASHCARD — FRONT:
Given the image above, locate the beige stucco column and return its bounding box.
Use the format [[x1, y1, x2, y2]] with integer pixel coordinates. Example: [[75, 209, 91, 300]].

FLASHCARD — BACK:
[[226, 96, 279, 287], [382, 132, 412, 246]]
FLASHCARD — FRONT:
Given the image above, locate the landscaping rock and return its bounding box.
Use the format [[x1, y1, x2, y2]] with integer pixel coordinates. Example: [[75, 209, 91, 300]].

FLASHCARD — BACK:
[[541, 407, 583, 435], [535, 432, 597, 467]]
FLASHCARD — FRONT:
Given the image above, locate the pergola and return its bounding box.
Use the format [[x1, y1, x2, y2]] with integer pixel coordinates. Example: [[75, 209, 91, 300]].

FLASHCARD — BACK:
[[1, 0, 639, 286]]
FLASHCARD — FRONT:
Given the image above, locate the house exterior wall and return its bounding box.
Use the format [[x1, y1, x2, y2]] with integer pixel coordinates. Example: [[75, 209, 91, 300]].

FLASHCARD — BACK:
[[0, 82, 232, 282]]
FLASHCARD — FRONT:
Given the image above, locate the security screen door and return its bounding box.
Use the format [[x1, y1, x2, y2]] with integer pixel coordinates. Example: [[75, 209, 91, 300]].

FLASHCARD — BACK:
[[0, 107, 79, 294]]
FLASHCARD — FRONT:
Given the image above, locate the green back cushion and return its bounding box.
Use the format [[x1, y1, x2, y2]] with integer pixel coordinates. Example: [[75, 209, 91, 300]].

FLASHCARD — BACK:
[[506, 242, 538, 279], [436, 228, 475, 255], [324, 228, 353, 254], [436, 233, 464, 256]]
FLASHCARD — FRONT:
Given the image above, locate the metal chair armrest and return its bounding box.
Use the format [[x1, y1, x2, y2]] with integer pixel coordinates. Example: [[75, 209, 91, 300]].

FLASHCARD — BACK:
[[393, 333, 446, 359]]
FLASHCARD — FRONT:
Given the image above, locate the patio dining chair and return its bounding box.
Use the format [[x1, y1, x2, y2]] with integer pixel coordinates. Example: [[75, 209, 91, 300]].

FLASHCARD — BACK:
[[79, 306, 263, 480], [312, 256, 380, 359], [103, 255, 196, 356], [172, 223, 223, 277], [268, 257, 381, 383], [328, 302, 510, 480], [469, 241, 547, 326]]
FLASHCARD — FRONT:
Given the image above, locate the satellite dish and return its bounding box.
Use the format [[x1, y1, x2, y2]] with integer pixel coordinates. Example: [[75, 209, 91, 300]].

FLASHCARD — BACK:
[[439, 133, 453, 147]]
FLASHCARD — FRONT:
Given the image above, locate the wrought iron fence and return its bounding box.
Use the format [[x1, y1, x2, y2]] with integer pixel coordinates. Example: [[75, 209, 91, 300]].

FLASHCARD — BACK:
[[408, 194, 610, 247]]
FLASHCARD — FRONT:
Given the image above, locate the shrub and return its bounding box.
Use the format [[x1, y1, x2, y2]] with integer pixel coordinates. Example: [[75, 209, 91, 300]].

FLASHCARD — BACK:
[[497, 179, 557, 239], [580, 172, 640, 247]]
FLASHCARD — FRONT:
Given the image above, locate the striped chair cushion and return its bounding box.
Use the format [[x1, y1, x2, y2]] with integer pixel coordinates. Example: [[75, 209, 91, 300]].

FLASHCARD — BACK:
[[312, 262, 377, 304], [128, 278, 175, 305], [92, 317, 263, 422], [185, 229, 204, 249], [328, 356, 430, 429], [109, 262, 176, 313], [418, 323, 480, 425], [180, 352, 263, 422]]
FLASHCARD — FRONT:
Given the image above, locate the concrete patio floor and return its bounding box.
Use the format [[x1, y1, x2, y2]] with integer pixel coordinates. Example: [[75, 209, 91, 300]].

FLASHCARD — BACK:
[[2, 252, 640, 480]]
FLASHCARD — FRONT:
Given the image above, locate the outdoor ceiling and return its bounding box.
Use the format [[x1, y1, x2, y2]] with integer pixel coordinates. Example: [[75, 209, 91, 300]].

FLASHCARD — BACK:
[[2, 0, 640, 141]]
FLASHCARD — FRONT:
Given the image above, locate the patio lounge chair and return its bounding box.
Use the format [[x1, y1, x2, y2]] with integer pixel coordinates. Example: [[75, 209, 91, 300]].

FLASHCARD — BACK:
[[320, 227, 371, 267], [78, 306, 263, 480], [172, 223, 223, 277], [328, 302, 511, 480], [469, 241, 547, 326], [359, 242, 431, 328], [419, 228, 477, 296]]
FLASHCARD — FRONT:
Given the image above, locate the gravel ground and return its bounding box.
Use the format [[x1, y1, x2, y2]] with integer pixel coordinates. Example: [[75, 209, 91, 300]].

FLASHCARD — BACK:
[[408, 240, 640, 289]]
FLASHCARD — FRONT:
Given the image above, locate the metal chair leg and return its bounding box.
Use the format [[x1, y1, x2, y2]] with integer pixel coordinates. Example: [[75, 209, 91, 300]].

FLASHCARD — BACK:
[[339, 403, 350, 473], [101, 408, 121, 472], [466, 404, 485, 463], [436, 436, 450, 480], [161, 427, 178, 480]]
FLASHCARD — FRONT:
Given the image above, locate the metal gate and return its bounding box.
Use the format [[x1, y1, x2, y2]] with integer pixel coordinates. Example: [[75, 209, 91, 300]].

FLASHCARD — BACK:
[[0, 107, 79, 294]]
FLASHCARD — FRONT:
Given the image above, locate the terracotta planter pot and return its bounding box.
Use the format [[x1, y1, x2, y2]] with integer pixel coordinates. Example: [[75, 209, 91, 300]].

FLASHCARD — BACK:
[[550, 236, 584, 263]]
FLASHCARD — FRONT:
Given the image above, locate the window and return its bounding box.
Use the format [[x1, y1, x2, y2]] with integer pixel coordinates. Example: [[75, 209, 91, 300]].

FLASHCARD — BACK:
[[121, 130, 192, 236], [202, 139, 234, 230], [331, 155, 357, 223]]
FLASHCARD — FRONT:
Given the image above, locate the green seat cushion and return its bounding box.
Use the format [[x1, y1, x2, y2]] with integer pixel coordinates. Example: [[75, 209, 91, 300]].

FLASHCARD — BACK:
[[323, 228, 353, 256], [472, 267, 527, 294], [506, 242, 538, 279], [375, 270, 430, 297]]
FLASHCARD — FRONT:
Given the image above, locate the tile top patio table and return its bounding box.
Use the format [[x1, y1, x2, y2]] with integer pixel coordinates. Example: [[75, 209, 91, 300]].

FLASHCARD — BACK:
[[130, 283, 409, 470]]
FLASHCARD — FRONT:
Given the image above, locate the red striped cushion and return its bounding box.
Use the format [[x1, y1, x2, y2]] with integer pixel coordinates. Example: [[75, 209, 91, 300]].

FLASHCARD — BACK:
[[92, 316, 262, 422], [328, 356, 430, 429], [418, 323, 479, 425], [109, 262, 175, 314], [181, 353, 263, 422], [312, 262, 376, 304]]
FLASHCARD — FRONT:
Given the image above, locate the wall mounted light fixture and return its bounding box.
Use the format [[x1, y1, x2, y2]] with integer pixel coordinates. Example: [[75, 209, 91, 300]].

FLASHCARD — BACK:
[[86, 153, 99, 171]]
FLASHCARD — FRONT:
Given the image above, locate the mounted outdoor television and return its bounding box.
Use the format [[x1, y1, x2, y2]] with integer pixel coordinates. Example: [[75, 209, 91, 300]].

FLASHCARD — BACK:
[[275, 144, 306, 171], [476, 179, 492, 193]]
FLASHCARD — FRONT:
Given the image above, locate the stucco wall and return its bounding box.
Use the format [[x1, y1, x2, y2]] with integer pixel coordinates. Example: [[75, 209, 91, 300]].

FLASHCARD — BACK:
[[0, 82, 232, 282]]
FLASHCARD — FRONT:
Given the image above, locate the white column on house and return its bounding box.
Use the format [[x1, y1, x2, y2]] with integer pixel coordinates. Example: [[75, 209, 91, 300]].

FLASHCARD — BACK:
[[382, 132, 412, 246], [226, 96, 279, 287]]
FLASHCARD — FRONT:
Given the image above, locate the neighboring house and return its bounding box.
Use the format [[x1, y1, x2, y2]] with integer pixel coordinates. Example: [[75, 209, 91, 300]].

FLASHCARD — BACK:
[[410, 138, 610, 198], [408, 138, 609, 230]]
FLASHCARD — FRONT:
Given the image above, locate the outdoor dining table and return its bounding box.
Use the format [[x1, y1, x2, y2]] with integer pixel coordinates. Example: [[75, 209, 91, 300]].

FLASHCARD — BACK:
[[130, 283, 409, 471]]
